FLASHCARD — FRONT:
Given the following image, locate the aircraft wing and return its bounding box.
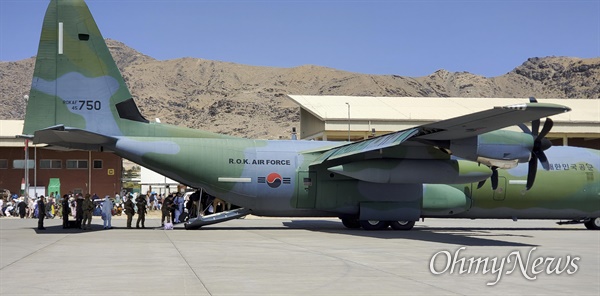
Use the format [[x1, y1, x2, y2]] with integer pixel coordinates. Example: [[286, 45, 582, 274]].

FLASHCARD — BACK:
[[416, 102, 570, 140], [310, 102, 570, 166]]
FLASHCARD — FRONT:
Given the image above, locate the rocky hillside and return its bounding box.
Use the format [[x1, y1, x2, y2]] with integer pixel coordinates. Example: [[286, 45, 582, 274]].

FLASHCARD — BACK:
[[1, 39, 598, 139]]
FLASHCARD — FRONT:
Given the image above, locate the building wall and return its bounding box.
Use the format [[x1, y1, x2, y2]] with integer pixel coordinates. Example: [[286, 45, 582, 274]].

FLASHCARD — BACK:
[[0, 147, 122, 197], [300, 109, 325, 139]]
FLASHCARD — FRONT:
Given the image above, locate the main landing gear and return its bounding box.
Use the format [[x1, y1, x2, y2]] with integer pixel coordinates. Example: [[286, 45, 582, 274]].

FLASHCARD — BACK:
[[556, 217, 600, 230], [340, 217, 415, 231], [584, 217, 600, 230]]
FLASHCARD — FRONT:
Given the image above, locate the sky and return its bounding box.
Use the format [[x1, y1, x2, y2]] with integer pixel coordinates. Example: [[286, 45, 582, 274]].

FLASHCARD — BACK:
[[0, 0, 599, 77]]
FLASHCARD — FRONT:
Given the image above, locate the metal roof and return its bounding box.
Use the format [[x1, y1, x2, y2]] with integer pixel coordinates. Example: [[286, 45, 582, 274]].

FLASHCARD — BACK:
[[287, 95, 600, 124], [0, 120, 23, 138]]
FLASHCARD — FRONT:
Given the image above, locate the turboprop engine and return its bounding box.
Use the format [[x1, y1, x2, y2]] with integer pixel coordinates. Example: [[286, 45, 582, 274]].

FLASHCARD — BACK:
[[449, 131, 534, 169], [327, 159, 492, 184]]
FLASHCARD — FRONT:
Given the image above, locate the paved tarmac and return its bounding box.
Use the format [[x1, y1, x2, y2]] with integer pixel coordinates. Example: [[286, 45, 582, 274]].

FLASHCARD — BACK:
[[0, 216, 598, 296]]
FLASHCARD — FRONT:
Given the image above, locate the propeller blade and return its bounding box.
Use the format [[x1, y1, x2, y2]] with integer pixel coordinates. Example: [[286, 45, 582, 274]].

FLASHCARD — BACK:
[[518, 123, 531, 134], [532, 119, 540, 137], [477, 179, 486, 189], [536, 150, 550, 170], [526, 156, 538, 190], [491, 168, 498, 190], [537, 118, 553, 140]]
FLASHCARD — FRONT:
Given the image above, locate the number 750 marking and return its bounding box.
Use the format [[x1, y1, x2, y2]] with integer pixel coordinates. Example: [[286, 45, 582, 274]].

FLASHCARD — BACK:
[[76, 100, 101, 110]]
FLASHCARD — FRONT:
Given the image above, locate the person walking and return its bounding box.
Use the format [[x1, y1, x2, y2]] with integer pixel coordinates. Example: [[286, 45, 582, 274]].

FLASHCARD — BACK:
[[82, 194, 94, 230], [101, 195, 113, 229], [136, 196, 147, 229], [124, 195, 135, 229], [37, 196, 46, 230]]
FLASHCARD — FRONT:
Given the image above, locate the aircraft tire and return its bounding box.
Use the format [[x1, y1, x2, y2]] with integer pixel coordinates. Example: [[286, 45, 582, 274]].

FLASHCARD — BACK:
[[359, 220, 389, 230], [584, 218, 600, 230], [184, 223, 202, 230], [389, 220, 415, 230], [341, 217, 361, 229]]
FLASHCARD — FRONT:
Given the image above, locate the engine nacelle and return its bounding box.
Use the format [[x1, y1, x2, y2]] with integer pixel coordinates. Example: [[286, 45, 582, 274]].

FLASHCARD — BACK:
[[449, 130, 533, 169], [327, 159, 491, 184]]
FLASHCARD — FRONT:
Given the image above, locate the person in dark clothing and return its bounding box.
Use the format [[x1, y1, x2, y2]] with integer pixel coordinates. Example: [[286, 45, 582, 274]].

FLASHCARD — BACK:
[[161, 194, 174, 226], [189, 190, 200, 218], [75, 194, 83, 228], [124, 196, 135, 229], [17, 199, 27, 219], [136, 196, 147, 229], [62, 194, 70, 228], [37, 196, 46, 230]]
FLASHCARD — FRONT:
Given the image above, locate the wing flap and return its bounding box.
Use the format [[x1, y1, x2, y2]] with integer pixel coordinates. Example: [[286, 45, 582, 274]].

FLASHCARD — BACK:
[[310, 128, 420, 165]]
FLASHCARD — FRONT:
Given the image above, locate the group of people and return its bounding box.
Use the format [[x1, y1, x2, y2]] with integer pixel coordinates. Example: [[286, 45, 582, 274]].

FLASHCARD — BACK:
[[2, 189, 220, 230], [121, 193, 148, 229], [0, 193, 60, 220]]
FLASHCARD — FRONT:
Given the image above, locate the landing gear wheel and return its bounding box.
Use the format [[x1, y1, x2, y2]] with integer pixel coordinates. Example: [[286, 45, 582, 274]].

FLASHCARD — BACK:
[[341, 217, 361, 229], [389, 220, 415, 230], [359, 220, 389, 230], [584, 218, 600, 230]]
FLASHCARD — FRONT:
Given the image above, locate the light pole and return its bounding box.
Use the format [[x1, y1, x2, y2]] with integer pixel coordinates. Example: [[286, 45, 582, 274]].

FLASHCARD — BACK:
[[345, 102, 350, 141]]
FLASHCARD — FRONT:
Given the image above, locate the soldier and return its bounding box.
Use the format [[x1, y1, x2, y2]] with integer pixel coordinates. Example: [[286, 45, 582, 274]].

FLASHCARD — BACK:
[[136, 195, 147, 229], [124, 195, 135, 229], [81, 194, 94, 230], [37, 196, 46, 230], [161, 194, 174, 226]]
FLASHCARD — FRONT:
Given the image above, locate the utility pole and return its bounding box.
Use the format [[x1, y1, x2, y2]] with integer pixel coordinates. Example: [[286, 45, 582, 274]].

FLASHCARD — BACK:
[[345, 102, 350, 141]]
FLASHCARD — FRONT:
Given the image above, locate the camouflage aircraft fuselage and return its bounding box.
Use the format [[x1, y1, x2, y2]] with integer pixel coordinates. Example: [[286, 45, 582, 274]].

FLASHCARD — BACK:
[[112, 135, 599, 220]]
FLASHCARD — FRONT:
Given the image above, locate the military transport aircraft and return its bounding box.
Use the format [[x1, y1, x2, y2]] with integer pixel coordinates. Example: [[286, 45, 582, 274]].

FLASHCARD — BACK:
[[22, 0, 599, 230]]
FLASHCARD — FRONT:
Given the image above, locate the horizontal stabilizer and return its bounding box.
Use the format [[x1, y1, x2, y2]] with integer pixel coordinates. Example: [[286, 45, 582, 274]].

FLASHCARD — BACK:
[[33, 125, 117, 151]]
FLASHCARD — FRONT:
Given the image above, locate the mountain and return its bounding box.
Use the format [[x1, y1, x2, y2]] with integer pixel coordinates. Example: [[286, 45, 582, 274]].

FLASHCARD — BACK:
[[1, 39, 598, 139]]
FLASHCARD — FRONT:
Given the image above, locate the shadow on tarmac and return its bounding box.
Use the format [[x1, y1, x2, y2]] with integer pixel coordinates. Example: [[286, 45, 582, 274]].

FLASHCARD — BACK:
[[175, 219, 553, 247], [31, 218, 585, 247], [32, 225, 154, 234]]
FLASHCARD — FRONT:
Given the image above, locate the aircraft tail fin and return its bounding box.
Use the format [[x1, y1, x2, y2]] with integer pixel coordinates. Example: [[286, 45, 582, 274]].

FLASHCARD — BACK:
[[23, 0, 146, 137]]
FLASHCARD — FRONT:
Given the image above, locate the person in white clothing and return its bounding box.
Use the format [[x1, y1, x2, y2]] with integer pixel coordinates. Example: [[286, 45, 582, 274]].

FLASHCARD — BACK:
[[101, 195, 113, 229]]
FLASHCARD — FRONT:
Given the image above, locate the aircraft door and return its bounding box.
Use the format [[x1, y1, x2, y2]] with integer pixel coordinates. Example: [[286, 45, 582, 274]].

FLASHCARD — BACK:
[[296, 171, 316, 208], [492, 176, 507, 201]]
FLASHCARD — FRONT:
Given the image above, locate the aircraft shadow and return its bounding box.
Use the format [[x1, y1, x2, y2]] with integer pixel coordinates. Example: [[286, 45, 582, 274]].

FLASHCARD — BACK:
[[190, 220, 540, 247], [280, 220, 540, 247], [32, 225, 154, 234]]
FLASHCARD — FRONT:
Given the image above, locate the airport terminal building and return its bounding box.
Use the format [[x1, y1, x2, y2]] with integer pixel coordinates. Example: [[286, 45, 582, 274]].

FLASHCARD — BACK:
[[0, 120, 122, 197], [287, 96, 600, 149]]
